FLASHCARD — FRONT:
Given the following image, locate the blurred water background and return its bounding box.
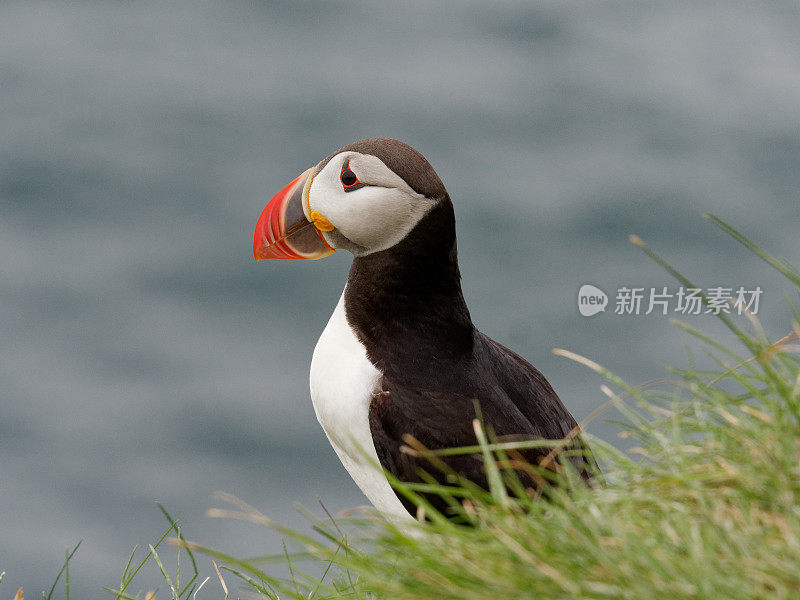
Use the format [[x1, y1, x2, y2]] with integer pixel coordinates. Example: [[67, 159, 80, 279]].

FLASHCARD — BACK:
[[1, 1, 799, 596]]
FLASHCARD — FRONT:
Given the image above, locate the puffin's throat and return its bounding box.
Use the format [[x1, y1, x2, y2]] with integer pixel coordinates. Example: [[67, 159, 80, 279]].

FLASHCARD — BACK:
[[343, 199, 474, 382]]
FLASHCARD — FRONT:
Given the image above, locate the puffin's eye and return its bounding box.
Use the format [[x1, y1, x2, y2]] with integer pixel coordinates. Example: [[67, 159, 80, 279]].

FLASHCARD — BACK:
[[340, 167, 365, 192], [341, 168, 357, 186]]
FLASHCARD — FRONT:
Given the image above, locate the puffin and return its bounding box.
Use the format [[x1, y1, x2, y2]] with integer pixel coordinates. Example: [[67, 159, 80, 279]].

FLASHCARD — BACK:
[[253, 138, 593, 521]]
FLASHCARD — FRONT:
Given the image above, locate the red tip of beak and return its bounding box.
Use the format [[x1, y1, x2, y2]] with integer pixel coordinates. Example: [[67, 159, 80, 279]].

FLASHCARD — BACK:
[[253, 173, 305, 261], [253, 169, 335, 261]]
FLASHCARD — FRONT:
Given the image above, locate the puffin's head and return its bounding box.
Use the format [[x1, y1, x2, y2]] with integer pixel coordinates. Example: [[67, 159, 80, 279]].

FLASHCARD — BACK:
[[253, 138, 448, 260]]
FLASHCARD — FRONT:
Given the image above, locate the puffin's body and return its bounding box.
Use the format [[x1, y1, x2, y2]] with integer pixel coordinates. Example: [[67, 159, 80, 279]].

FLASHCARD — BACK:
[[254, 138, 592, 520]]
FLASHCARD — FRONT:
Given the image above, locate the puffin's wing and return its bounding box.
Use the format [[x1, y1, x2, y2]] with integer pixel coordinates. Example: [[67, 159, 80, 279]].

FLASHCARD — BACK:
[[368, 332, 594, 517], [473, 331, 598, 478], [368, 383, 531, 516], [474, 332, 581, 439]]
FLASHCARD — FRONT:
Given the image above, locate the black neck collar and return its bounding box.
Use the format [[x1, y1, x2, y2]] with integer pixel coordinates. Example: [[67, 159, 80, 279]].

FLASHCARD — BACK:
[[343, 198, 474, 381]]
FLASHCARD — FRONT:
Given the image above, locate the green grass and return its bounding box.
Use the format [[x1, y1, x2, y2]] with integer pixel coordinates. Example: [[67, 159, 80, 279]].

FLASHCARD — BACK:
[[1, 542, 81, 600]]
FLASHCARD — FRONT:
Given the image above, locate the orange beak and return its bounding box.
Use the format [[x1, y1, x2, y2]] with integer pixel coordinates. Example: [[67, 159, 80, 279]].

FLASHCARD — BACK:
[[253, 167, 335, 261]]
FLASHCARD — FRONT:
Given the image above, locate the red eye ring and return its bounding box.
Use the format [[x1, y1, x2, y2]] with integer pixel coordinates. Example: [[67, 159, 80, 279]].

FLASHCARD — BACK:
[[340, 166, 364, 192]]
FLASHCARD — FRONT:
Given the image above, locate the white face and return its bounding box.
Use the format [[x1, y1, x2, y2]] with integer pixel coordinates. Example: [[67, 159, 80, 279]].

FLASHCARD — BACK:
[[305, 151, 437, 255]]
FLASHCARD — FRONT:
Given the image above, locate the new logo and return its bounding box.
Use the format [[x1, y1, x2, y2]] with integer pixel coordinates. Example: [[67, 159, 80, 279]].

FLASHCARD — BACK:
[[578, 284, 608, 317]]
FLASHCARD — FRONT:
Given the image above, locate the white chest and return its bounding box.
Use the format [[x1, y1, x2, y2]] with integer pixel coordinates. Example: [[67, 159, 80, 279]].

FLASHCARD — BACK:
[[309, 290, 411, 521]]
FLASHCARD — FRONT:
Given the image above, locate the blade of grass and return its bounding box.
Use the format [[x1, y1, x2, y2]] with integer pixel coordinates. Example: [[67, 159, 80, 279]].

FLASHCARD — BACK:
[[44, 541, 81, 600], [704, 213, 800, 288], [473, 418, 509, 508]]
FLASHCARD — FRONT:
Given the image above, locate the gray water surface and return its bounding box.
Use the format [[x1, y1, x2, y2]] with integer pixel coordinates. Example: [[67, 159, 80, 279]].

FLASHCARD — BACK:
[[2, 1, 799, 597]]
